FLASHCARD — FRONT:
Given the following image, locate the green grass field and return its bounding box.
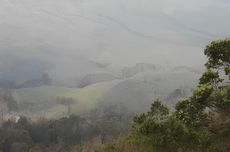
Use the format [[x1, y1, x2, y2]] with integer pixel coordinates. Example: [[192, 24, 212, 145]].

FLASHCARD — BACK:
[[10, 85, 104, 119]]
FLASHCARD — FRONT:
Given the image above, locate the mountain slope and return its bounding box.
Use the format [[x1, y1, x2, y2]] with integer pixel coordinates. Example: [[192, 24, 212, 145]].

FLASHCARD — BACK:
[[0, 0, 226, 86]]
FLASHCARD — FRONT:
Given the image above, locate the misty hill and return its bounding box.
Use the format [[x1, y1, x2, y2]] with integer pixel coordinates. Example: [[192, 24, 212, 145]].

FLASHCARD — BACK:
[[5, 70, 200, 118], [0, 0, 223, 87], [17, 73, 52, 88], [99, 70, 200, 112], [78, 73, 121, 88], [122, 63, 157, 78], [99, 79, 157, 111], [0, 73, 52, 89], [172, 66, 201, 74]]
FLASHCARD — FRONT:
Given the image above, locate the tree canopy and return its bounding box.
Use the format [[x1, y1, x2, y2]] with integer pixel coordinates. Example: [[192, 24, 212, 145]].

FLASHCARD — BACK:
[[204, 38, 230, 76]]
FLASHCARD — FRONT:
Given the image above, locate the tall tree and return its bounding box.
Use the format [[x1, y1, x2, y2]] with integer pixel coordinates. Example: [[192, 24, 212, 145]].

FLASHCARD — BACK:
[[57, 96, 77, 115], [204, 38, 230, 76]]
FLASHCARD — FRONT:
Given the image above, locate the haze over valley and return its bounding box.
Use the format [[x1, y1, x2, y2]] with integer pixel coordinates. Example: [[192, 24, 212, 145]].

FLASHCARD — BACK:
[[0, 1, 230, 151]]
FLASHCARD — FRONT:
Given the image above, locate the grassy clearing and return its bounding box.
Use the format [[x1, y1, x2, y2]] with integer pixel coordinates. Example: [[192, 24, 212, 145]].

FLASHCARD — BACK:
[[10, 84, 107, 119]]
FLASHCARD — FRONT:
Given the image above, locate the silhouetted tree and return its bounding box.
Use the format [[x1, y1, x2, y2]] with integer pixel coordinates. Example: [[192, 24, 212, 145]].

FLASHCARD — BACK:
[[57, 96, 77, 115]]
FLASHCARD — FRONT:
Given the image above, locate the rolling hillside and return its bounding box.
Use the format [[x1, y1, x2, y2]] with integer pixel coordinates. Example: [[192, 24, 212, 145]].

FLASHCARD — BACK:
[[0, 0, 220, 87], [9, 70, 201, 119]]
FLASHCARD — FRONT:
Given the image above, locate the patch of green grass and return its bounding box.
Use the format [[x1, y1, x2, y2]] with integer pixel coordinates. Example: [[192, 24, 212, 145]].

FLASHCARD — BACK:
[[63, 85, 104, 113], [10, 84, 107, 119]]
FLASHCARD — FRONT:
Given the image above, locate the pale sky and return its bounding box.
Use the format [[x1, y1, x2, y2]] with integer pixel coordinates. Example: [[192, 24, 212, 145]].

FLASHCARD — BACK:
[[159, 0, 214, 14], [112, 0, 230, 37]]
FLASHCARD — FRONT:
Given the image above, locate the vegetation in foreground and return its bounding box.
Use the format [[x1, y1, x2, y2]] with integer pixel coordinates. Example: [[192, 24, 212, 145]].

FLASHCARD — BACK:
[[0, 104, 132, 152], [96, 38, 230, 152], [0, 38, 230, 152]]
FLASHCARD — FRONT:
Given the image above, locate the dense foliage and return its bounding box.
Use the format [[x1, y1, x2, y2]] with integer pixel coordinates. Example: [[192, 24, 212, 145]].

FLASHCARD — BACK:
[[0, 115, 89, 152], [0, 104, 131, 152]]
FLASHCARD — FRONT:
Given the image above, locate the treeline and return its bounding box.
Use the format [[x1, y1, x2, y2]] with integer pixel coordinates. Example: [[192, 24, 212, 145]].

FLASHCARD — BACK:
[[0, 104, 132, 152], [0, 115, 90, 152]]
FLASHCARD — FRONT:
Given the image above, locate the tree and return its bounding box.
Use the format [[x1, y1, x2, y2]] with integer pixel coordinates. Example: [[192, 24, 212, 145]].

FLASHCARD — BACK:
[[57, 96, 77, 115], [174, 83, 213, 128], [174, 38, 230, 151], [175, 38, 230, 125], [0, 89, 18, 111], [100, 117, 122, 144], [199, 70, 223, 89], [133, 98, 169, 126], [0, 101, 8, 118], [147, 98, 169, 121], [204, 38, 230, 77], [126, 99, 200, 152]]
